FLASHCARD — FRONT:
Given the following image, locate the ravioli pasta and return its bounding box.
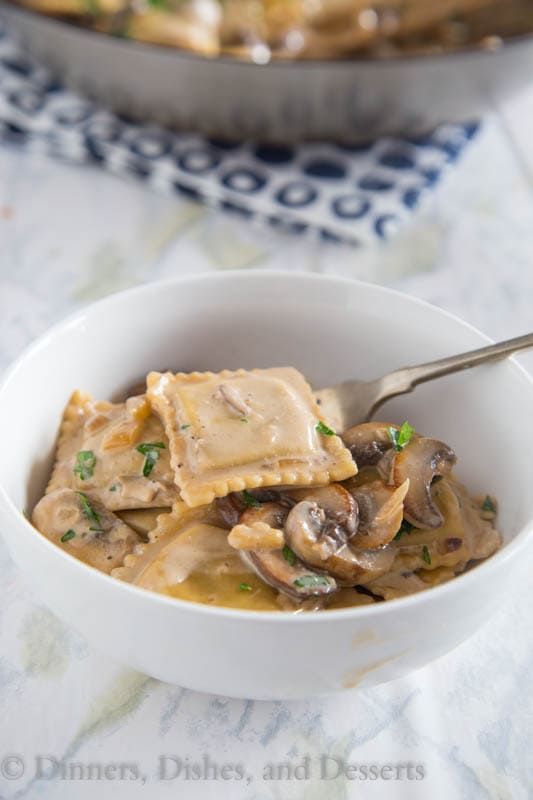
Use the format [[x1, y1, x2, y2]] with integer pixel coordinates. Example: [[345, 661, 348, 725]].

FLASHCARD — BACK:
[[31, 366, 502, 612], [47, 390, 179, 510], [146, 367, 356, 507]]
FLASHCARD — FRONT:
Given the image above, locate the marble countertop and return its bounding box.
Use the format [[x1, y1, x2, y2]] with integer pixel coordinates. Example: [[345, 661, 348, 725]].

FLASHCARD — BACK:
[[0, 88, 532, 800]]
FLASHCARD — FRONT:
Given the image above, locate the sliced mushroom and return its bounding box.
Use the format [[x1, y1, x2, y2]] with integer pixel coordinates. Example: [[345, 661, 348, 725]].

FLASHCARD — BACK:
[[240, 549, 337, 601], [348, 479, 409, 549], [392, 437, 457, 529], [216, 490, 295, 528], [216, 493, 247, 528], [284, 486, 395, 585], [341, 422, 400, 468], [220, 495, 335, 600], [239, 501, 292, 531], [216, 383, 251, 417], [290, 484, 359, 550], [32, 488, 141, 573]]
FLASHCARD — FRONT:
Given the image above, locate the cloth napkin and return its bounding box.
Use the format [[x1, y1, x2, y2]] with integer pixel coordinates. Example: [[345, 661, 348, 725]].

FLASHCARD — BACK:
[[0, 15, 479, 246]]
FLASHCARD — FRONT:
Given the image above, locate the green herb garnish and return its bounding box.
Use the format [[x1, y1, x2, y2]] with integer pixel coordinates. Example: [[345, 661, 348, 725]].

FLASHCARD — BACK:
[[76, 492, 104, 532], [240, 418, 249, 423], [293, 574, 332, 589], [393, 520, 415, 541], [242, 490, 262, 509], [136, 442, 166, 477], [180, 424, 191, 430], [109, 485, 118, 492], [239, 582, 253, 592], [422, 545, 432, 565], [82, 0, 100, 14], [315, 421, 336, 436], [282, 545, 297, 566], [61, 529, 76, 543], [481, 495, 496, 514], [73, 450, 96, 480], [388, 421, 415, 452]]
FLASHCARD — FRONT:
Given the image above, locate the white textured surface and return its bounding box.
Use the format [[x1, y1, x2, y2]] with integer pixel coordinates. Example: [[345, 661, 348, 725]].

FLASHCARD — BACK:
[[0, 93, 532, 799]]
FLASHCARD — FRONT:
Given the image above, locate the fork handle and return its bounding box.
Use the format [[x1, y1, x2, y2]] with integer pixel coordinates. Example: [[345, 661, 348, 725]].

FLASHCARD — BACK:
[[381, 332, 533, 396]]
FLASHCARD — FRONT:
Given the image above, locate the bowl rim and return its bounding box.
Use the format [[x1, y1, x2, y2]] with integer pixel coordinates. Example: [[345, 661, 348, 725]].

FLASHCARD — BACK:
[[4, 1, 533, 71], [0, 269, 532, 623]]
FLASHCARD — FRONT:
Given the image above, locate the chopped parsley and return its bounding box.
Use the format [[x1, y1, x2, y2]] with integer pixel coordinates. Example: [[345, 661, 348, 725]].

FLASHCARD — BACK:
[[282, 545, 297, 566], [481, 495, 496, 514], [388, 421, 415, 452], [180, 424, 191, 430], [422, 545, 432, 565], [73, 450, 96, 480], [61, 529, 76, 543], [293, 574, 332, 589], [393, 520, 415, 541], [136, 441, 166, 477], [82, 0, 100, 14], [76, 492, 104, 532], [315, 421, 336, 436], [240, 417, 249, 423], [242, 490, 262, 509], [239, 582, 253, 592], [109, 485, 118, 492]]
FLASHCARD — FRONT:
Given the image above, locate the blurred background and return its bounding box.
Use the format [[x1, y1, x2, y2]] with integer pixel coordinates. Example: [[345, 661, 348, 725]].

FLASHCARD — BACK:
[[1, 0, 533, 371]]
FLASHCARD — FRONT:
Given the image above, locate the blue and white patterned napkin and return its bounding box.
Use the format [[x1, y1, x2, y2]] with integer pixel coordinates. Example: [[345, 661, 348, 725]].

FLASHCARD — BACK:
[[0, 16, 479, 246]]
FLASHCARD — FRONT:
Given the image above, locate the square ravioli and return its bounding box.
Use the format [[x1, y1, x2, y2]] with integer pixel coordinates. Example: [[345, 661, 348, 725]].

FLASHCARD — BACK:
[[147, 367, 356, 507], [47, 391, 179, 510]]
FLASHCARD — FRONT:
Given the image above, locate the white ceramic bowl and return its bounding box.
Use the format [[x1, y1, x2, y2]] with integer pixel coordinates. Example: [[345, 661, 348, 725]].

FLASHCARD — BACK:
[[0, 272, 532, 700]]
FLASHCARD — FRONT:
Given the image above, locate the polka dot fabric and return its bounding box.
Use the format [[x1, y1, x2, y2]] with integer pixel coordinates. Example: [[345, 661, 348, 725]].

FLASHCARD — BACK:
[[0, 18, 479, 247]]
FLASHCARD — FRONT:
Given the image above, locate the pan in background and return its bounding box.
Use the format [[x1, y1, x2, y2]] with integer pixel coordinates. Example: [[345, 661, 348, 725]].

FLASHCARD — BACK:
[[2, 3, 533, 142]]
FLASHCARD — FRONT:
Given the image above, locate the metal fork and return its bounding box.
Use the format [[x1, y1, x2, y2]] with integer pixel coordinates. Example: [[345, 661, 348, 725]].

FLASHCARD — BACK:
[[314, 332, 533, 432]]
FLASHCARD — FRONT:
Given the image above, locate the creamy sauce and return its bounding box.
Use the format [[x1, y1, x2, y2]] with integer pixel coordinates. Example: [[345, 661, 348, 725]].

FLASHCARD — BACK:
[[116, 521, 379, 611], [131, 523, 284, 610], [34, 375, 502, 611]]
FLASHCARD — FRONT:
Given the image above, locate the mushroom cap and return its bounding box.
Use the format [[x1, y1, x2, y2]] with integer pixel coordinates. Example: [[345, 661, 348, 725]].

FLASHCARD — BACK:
[[284, 486, 395, 585], [216, 493, 246, 528], [240, 549, 338, 600], [392, 437, 457, 529], [348, 478, 409, 549], [295, 483, 359, 535], [342, 422, 400, 468], [226, 497, 337, 600], [32, 488, 141, 573], [239, 501, 291, 530], [216, 489, 295, 528]]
